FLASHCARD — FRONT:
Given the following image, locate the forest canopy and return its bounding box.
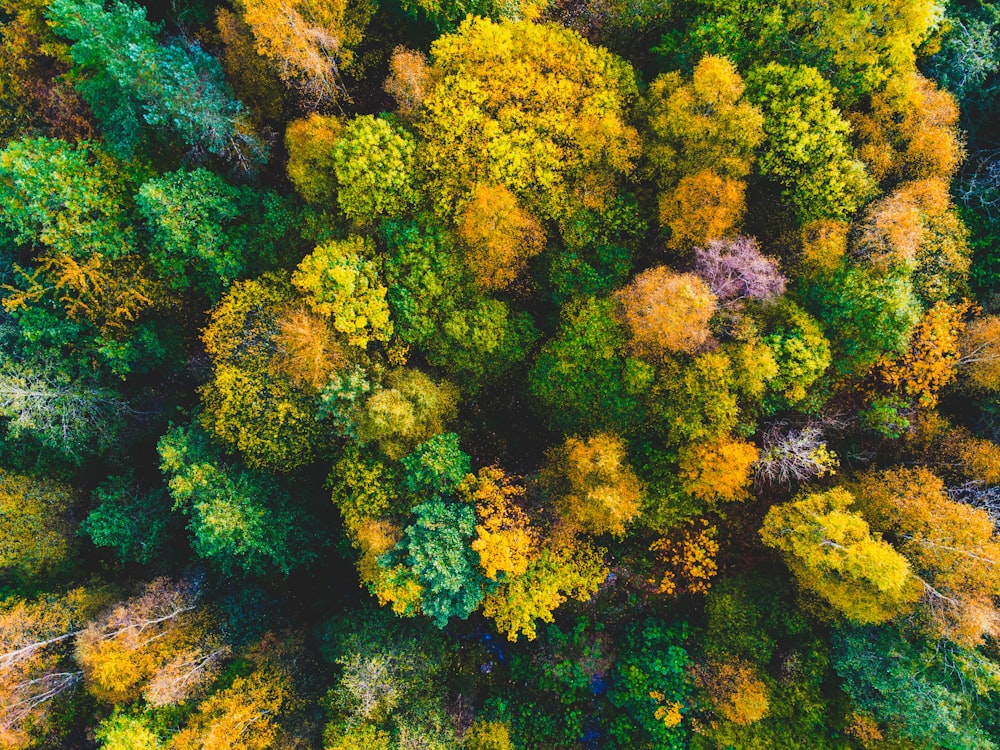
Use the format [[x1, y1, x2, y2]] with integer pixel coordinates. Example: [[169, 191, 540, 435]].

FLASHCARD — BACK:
[[1, 0, 1000, 746]]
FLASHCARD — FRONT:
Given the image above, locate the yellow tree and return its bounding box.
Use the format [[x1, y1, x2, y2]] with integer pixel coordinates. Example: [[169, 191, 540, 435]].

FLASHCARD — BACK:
[[462, 467, 538, 580], [960, 316, 1000, 391], [481, 542, 607, 641], [877, 300, 968, 408], [284, 113, 342, 205], [760, 488, 921, 624], [648, 520, 719, 596], [418, 18, 640, 222], [0, 471, 75, 581], [659, 169, 746, 250], [75, 578, 226, 706], [544, 433, 643, 537], [690, 657, 770, 726], [457, 184, 545, 291], [615, 267, 717, 359]]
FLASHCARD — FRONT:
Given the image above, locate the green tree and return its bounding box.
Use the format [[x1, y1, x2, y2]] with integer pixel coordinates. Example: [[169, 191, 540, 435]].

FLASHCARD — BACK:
[[401, 432, 471, 499], [158, 424, 317, 575], [748, 63, 873, 221], [82, 474, 172, 566], [48, 0, 263, 165]]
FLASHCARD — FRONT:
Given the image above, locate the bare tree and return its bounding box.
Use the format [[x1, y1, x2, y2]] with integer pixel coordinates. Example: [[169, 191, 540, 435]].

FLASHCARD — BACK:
[[693, 236, 786, 307], [755, 422, 839, 488]]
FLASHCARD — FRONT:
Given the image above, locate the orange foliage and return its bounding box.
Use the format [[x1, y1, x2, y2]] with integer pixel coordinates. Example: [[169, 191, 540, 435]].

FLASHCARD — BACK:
[[216, 8, 286, 125], [660, 169, 745, 250], [677, 437, 758, 503], [649, 519, 719, 596], [855, 72, 963, 184], [691, 657, 770, 725], [855, 467, 1000, 646], [271, 305, 345, 390], [616, 266, 717, 359], [877, 300, 968, 408], [457, 184, 545, 291], [547, 433, 643, 537], [383, 46, 431, 117]]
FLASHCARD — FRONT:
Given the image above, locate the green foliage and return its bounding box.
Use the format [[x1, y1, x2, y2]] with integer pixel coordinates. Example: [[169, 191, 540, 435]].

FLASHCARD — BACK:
[[48, 0, 263, 164], [386, 498, 485, 628], [332, 116, 419, 225], [383, 220, 538, 383], [833, 625, 1000, 749], [748, 63, 874, 221], [804, 265, 922, 375], [82, 474, 172, 565], [401, 432, 471, 499], [761, 301, 832, 411], [158, 424, 317, 575], [136, 169, 250, 299], [0, 138, 132, 259], [528, 297, 643, 434]]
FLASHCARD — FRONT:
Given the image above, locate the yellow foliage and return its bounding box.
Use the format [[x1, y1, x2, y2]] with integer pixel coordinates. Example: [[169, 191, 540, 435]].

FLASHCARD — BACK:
[[659, 170, 746, 250], [691, 658, 770, 726], [291, 236, 393, 348], [457, 184, 545, 291], [284, 113, 342, 205], [616, 266, 717, 359], [800, 219, 848, 272], [678, 437, 758, 503], [547, 432, 643, 537], [462, 467, 537, 580], [649, 519, 719, 596], [961, 316, 1000, 391]]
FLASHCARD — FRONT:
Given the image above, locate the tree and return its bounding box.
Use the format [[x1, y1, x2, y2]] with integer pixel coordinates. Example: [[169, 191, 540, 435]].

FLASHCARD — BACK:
[[418, 18, 640, 222], [748, 63, 873, 221], [854, 72, 963, 185], [48, 0, 263, 166], [853, 468, 1000, 646], [481, 543, 607, 641], [200, 274, 324, 471], [644, 55, 763, 190], [75, 578, 226, 706], [291, 236, 393, 349], [238, 0, 373, 104], [0, 358, 131, 463], [0, 588, 105, 748], [677, 437, 758, 503], [95, 711, 165, 750], [400, 432, 471, 501], [0, 138, 132, 260], [960, 315, 1000, 390], [658, 170, 747, 250], [457, 184, 545, 291], [760, 487, 920, 624], [383, 47, 431, 118], [544, 433, 642, 537], [384, 499, 485, 628], [332, 116, 419, 225], [356, 368, 459, 460], [805, 266, 921, 375], [877, 300, 967, 408], [0, 471, 75, 582], [693, 237, 786, 306], [158, 425, 318, 575], [170, 667, 292, 750], [463, 467, 536, 580], [82, 474, 172, 566], [760, 301, 832, 409], [691, 658, 770, 726], [651, 351, 739, 446], [284, 114, 341, 205], [755, 423, 838, 487], [615, 267, 717, 359], [135, 169, 251, 299], [649, 520, 720, 596]]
